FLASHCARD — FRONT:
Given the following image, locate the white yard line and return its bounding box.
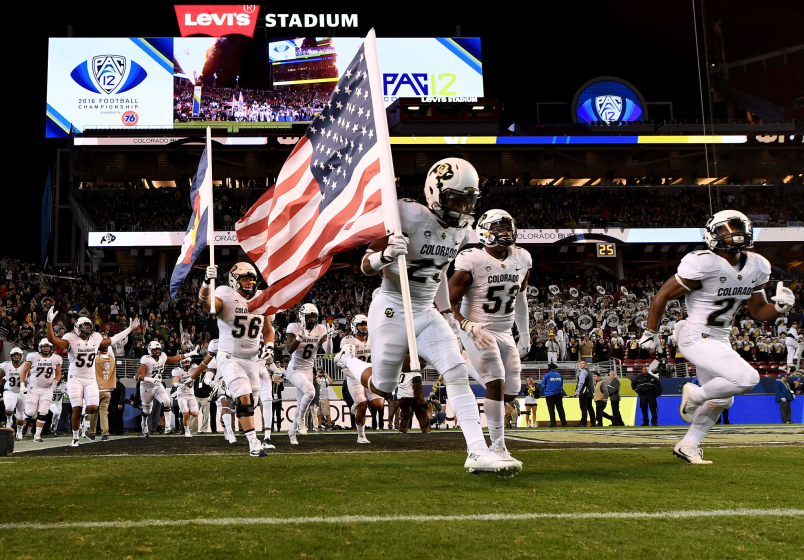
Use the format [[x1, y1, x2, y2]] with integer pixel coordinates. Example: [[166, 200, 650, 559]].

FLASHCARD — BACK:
[[0, 508, 801, 530]]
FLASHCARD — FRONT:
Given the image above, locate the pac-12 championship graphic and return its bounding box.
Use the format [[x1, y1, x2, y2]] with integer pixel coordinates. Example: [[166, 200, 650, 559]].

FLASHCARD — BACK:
[[572, 76, 647, 124]]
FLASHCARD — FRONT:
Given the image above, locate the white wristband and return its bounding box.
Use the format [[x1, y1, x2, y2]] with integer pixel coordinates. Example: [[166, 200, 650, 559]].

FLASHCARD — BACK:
[[367, 251, 390, 272]]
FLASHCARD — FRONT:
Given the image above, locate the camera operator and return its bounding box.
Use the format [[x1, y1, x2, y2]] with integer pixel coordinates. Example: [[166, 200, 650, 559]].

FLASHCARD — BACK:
[[428, 392, 446, 429]]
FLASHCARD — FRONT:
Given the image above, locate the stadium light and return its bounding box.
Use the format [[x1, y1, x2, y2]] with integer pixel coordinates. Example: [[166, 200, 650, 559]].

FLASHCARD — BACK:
[[471, 105, 485, 110], [407, 106, 420, 111]]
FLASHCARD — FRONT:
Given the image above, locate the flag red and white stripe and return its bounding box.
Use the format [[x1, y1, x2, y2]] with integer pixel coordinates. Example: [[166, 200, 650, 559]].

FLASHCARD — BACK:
[[236, 37, 390, 315]]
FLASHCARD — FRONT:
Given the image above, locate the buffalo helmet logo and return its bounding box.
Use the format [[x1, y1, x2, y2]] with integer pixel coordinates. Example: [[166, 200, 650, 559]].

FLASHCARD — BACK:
[[100, 233, 117, 244], [595, 96, 623, 122], [432, 162, 454, 181], [384, 308, 395, 318], [92, 55, 126, 94]]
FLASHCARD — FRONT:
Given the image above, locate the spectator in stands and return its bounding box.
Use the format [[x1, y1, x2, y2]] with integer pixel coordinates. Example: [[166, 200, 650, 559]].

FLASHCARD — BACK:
[[568, 337, 580, 362], [541, 364, 567, 428], [580, 335, 594, 363], [545, 333, 560, 364], [632, 368, 663, 426], [575, 360, 596, 427], [775, 372, 795, 424]]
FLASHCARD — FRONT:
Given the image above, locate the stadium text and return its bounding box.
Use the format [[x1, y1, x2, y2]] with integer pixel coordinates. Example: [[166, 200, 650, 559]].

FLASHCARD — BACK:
[[264, 14, 358, 27], [175, 5, 259, 37], [78, 98, 139, 110], [419, 97, 478, 103]]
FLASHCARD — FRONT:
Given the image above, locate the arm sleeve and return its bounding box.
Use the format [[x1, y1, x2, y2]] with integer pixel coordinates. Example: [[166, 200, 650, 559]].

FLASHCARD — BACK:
[[434, 277, 451, 313], [110, 326, 132, 345], [453, 250, 472, 273], [514, 291, 529, 341]]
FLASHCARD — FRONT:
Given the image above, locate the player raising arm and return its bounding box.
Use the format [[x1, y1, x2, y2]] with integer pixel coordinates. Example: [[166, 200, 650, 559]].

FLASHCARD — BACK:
[[2, 347, 27, 439], [199, 262, 275, 457], [638, 211, 794, 464], [448, 210, 531, 468], [47, 310, 139, 447], [136, 341, 197, 436]]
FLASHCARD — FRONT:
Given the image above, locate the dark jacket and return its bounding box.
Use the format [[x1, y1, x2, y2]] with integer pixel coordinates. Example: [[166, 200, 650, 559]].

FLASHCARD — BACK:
[[775, 378, 794, 403], [577, 368, 595, 397], [607, 377, 621, 402], [631, 374, 663, 397], [541, 370, 565, 397]]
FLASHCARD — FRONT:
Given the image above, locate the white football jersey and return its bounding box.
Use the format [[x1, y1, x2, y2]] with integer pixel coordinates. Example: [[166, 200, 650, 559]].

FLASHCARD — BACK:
[[287, 322, 327, 371], [140, 354, 168, 387], [52, 380, 67, 404], [172, 366, 195, 397], [379, 200, 471, 312], [454, 246, 532, 332], [677, 250, 771, 339], [341, 335, 370, 362], [63, 332, 105, 379], [1, 361, 24, 393], [25, 352, 61, 389], [215, 286, 264, 359]]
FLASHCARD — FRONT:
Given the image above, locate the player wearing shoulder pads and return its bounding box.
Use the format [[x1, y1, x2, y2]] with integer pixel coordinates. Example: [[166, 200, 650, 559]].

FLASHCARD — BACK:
[[449, 209, 532, 467], [337, 158, 518, 476], [172, 357, 199, 438], [254, 339, 281, 449], [20, 340, 62, 441], [284, 303, 330, 444], [46, 309, 138, 447], [337, 314, 383, 443], [199, 262, 275, 456], [49, 378, 67, 437], [642, 210, 790, 464], [2, 347, 27, 439], [136, 340, 196, 437]]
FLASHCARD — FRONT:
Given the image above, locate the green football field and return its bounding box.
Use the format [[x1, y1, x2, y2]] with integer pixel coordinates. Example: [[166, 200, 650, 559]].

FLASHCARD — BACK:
[[1, 427, 802, 559]]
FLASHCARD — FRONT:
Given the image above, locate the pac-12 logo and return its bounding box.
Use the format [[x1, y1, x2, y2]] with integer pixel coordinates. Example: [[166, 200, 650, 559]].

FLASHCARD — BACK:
[[70, 55, 148, 95], [122, 111, 138, 126], [383, 73, 457, 97]]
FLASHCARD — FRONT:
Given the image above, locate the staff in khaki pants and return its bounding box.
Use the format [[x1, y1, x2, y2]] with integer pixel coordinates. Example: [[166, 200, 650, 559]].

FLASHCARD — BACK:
[[89, 349, 116, 441]]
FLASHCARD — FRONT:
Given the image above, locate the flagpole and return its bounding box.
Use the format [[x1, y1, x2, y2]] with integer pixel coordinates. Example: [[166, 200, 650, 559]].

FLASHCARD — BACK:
[[364, 29, 421, 373], [205, 126, 216, 314]]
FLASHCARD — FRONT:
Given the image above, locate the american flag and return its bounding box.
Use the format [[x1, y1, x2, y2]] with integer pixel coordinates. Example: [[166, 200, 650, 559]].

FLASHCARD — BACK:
[[236, 39, 391, 315]]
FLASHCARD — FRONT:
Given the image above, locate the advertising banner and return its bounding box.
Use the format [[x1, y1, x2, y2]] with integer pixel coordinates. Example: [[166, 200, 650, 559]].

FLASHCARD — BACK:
[[192, 85, 202, 117]]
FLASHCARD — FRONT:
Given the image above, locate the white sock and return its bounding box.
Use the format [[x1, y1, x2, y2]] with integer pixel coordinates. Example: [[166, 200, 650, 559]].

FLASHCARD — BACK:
[[343, 357, 369, 381], [263, 427, 272, 440], [36, 426, 43, 437], [72, 429, 80, 440], [292, 391, 314, 433], [484, 398, 505, 444], [6, 414, 12, 427], [163, 411, 173, 431], [222, 413, 232, 434], [17, 424, 24, 436], [52, 415, 60, 431], [262, 404, 272, 435], [244, 428, 258, 445], [184, 424, 191, 434], [141, 416, 149, 433], [357, 424, 365, 437], [681, 401, 724, 447], [447, 389, 487, 453]]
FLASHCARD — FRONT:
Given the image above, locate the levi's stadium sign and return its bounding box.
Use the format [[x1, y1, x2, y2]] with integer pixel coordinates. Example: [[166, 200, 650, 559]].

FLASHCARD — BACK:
[[174, 5, 259, 37]]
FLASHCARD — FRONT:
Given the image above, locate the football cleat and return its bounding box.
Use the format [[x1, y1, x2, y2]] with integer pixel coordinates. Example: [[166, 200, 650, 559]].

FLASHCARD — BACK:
[[357, 435, 370, 444], [673, 443, 713, 464], [70, 439, 79, 447], [262, 439, 275, 450], [490, 437, 523, 469], [298, 424, 308, 435], [288, 431, 299, 445], [33, 435, 43, 443], [226, 430, 237, 444], [53, 431, 60, 438], [464, 449, 522, 477], [334, 344, 356, 371], [249, 444, 268, 457], [15, 432, 23, 441], [164, 429, 174, 436], [679, 383, 699, 423], [185, 432, 193, 438]]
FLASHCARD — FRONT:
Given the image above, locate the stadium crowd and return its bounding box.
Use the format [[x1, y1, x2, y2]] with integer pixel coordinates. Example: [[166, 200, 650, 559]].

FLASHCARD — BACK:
[[77, 184, 803, 232]]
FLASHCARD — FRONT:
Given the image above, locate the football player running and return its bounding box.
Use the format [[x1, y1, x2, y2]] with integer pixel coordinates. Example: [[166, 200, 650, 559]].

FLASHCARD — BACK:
[[172, 357, 200, 437], [640, 211, 793, 464], [448, 209, 532, 467], [255, 342, 284, 449], [336, 158, 518, 475], [136, 341, 197, 437], [201, 340, 237, 443], [339, 314, 384, 444], [49, 378, 67, 437], [1, 347, 27, 439], [200, 262, 276, 457], [46, 311, 138, 447], [284, 304, 331, 445], [20, 340, 62, 442]]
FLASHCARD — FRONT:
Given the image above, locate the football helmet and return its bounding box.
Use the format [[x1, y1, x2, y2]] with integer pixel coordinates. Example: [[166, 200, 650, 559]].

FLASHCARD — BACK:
[[704, 210, 753, 252], [38, 339, 54, 357], [424, 157, 480, 227], [181, 356, 192, 370], [351, 314, 368, 336], [147, 340, 163, 359], [299, 303, 319, 331], [476, 209, 516, 248], [228, 262, 259, 298], [10, 347, 23, 364], [74, 317, 93, 337]]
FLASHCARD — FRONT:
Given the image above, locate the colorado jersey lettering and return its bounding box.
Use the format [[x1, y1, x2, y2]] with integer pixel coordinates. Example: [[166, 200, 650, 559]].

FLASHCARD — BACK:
[[215, 285, 264, 359], [140, 354, 168, 387], [379, 200, 471, 312], [63, 332, 105, 379], [341, 336, 370, 362], [677, 250, 771, 338], [173, 367, 195, 396], [25, 353, 61, 389], [455, 246, 532, 332], [287, 323, 327, 371], [0, 361, 24, 393]]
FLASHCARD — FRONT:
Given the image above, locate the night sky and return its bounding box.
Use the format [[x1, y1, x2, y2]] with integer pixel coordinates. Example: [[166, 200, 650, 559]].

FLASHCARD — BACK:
[[8, 0, 802, 261]]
